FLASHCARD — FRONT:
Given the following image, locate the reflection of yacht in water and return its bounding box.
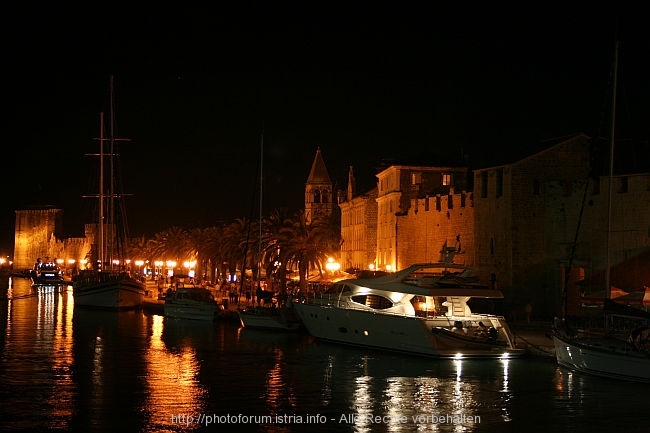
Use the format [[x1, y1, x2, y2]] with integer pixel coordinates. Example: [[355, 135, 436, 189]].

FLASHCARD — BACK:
[[293, 248, 523, 359]]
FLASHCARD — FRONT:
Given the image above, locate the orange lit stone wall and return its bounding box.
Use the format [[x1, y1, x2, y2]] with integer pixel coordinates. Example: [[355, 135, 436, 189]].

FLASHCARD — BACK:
[[396, 190, 475, 271]]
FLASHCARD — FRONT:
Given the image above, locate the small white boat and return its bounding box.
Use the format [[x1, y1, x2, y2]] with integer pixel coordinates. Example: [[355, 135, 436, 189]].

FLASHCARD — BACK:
[[164, 286, 223, 321], [238, 303, 302, 331], [292, 257, 523, 359]]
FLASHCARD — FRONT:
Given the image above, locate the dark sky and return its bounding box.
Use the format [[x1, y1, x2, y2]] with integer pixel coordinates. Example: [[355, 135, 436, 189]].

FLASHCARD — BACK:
[[2, 4, 649, 256]]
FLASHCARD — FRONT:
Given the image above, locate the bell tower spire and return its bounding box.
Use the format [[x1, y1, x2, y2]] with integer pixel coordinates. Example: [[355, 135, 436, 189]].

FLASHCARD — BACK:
[[305, 147, 332, 224]]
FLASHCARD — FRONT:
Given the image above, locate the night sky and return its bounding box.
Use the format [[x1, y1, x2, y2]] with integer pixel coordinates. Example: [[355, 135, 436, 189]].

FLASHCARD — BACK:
[[2, 4, 648, 256]]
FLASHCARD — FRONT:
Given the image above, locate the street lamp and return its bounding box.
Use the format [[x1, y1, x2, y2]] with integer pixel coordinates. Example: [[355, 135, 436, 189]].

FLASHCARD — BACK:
[[325, 257, 340, 275], [135, 260, 145, 277], [154, 261, 163, 279], [166, 260, 176, 278], [184, 260, 197, 279]]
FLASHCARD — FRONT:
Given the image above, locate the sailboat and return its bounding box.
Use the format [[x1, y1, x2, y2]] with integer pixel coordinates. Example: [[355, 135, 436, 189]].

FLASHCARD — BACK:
[[73, 76, 146, 309], [552, 42, 650, 382], [237, 132, 302, 331]]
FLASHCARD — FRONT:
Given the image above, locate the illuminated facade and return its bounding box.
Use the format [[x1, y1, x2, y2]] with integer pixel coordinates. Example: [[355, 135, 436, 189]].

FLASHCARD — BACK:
[[338, 166, 378, 272], [375, 165, 470, 272], [13, 208, 66, 272]]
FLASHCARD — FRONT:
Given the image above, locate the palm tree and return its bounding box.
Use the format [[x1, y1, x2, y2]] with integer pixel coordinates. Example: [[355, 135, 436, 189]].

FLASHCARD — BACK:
[[128, 235, 151, 264], [201, 225, 224, 283], [220, 218, 250, 291], [261, 207, 294, 293], [279, 210, 338, 293]]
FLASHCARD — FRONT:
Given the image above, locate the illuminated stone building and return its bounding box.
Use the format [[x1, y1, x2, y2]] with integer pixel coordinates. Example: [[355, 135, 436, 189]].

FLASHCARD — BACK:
[[13, 207, 94, 276], [338, 166, 378, 272], [13, 208, 66, 272], [375, 165, 470, 272], [395, 188, 474, 270]]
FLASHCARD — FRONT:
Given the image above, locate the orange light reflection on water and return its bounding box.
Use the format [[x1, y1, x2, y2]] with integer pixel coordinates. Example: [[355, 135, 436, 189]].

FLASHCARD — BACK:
[[143, 315, 207, 429]]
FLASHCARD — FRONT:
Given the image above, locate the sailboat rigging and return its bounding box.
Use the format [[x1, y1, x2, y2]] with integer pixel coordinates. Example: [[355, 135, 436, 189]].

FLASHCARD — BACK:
[[237, 131, 303, 330], [552, 41, 650, 382], [73, 75, 146, 309], [256, 131, 263, 292]]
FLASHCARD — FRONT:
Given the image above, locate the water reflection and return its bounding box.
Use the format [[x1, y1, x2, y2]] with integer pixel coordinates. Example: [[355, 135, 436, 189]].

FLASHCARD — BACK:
[[0, 279, 75, 430], [72, 306, 149, 431], [143, 316, 209, 431], [1, 276, 649, 432], [314, 344, 516, 432]]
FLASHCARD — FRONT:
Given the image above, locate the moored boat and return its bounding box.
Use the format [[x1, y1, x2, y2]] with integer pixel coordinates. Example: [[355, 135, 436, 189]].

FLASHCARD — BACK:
[[164, 285, 223, 321], [551, 42, 650, 383], [72, 76, 145, 310], [74, 270, 145, 309], [292, 256, 523, 359], [552, 322, 650, 383], [238, 301, 303, 331], [30, 259, 66, 286]]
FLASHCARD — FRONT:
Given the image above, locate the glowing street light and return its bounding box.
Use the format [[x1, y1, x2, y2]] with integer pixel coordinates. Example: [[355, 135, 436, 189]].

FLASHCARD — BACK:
[[325, 257, 340, 274], [184, 261, 197, 278], [166, 260, 176, 278], [135, 260, 145, 277]]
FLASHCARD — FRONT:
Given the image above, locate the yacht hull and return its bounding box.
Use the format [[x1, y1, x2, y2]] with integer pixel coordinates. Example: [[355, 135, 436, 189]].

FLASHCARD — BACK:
[[293, 302, 522, 358]]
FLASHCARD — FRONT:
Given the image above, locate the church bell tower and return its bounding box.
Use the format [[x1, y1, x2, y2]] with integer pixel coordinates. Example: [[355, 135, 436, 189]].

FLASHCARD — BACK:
[[305, 147, 333, 224]]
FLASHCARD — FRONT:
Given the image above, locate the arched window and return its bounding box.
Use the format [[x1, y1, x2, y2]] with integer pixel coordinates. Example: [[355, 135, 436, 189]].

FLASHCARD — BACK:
[[322, 190, 329, 203], [313, 190, 321, 203]]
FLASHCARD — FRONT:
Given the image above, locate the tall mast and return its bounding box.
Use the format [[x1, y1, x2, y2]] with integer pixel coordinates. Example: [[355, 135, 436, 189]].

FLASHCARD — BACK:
[[98, 111, 105, 269], [605, 41, 618, 301], [108, 74, 116, 268], [256, 131, 264, 288]]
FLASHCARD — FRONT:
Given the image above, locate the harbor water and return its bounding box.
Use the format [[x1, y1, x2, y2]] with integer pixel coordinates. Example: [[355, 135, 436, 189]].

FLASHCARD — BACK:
[[1, 277, 648, 433]]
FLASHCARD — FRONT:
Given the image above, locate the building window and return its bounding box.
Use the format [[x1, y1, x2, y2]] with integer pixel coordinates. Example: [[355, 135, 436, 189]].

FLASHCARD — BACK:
[[448, 194, 453, 209], [496, 169, 503, 198], [313, 190, 321, 203], [436, 196, 441, 211], [460, 193, 466, 207], [425, 196, 430, 211], [481, 172, 488, 198], [412, 172, 421, 185], [442, 173, 451, 186], [322, 190, 330, 203]]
